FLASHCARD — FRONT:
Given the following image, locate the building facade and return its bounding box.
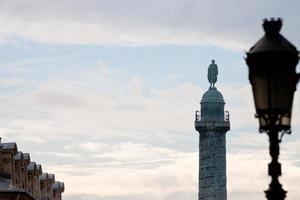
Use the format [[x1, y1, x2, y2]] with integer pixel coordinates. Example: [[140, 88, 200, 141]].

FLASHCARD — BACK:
[[195, 60, 230, 200], [0, 138, 65, 200]]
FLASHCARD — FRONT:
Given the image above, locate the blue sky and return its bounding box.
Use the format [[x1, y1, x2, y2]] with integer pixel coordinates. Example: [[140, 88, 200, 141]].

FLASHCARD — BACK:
[[0, 1, 300, 200], [0, 39, 245, 88]]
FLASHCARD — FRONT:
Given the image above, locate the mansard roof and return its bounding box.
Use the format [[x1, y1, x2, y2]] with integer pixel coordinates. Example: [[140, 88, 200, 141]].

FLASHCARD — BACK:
[[0, 177, 18, 192], [0, 177, 35, 200], [0, 142, 18, 154], [0, 142, 17, 150], [14, 151, 23, 161], [52, 181, 65, 192], [36, 164, 42, 173], [23, 153, 30, 162], [27, 162, 37, 172], [39, 173, 49, 181], [48, 174, 55, 181]]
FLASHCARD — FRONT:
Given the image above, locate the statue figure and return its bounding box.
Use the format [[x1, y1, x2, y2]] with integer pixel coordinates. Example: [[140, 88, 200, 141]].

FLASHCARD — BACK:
[[207, 59, 218, 88]]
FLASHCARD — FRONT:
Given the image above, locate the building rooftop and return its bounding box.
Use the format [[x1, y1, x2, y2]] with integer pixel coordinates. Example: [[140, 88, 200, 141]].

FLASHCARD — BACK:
[[14, 151, 23, 160], [0, 138, 65, 200], [39, 173, 49, 181], [52, 181, 65, 192], [0, 142, 17, 151], [23, 153, 30, 161], [27, 162, 37, 172], [0, 177, 18, 192]]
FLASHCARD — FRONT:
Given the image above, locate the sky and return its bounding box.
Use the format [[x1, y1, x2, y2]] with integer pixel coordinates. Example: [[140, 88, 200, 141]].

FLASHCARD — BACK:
[[0, 1, 300, 200]]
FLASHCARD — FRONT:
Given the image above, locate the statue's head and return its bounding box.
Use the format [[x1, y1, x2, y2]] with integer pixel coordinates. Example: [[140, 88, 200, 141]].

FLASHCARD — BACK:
[[211, 59, 215, 64]]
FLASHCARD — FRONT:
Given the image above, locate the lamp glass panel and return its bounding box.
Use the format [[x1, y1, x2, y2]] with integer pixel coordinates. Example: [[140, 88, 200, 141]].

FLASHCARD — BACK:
[[251, 75, 269, 111], [269, 73, 294, 112], [258, 114, 268, 126], [251, 73, 294, 114], [281, 114, 291, 128]]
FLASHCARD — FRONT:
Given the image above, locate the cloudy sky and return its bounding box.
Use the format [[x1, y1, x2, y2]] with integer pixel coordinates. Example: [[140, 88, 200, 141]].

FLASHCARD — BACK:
[[0, 1, 300, 200]]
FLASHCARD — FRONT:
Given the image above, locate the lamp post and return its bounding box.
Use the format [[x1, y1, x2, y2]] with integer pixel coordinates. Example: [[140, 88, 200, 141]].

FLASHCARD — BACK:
[[246, 18, 299, 200]]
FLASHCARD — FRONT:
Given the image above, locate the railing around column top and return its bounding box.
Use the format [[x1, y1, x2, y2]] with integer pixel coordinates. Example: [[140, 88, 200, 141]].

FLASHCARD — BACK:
[[195, 110, 230, 122], [195, 110, 200, 121], [225, 111, 230, 122]]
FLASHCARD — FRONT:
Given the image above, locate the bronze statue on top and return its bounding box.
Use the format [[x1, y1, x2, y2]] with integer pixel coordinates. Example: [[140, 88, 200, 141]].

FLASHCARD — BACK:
[[207, 59, 218, 88]]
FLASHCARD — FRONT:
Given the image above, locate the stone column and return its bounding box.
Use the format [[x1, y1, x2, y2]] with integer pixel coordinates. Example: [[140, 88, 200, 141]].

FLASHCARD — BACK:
[[194, 64, 230, 200]]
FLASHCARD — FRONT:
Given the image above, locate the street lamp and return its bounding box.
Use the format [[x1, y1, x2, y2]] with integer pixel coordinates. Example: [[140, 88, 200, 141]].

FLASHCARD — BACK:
[[246, 18, 299, 200]]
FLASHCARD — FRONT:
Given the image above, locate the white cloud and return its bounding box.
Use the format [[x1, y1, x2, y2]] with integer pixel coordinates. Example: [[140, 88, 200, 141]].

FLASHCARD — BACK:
[[0, 0, 299, 49], [0, 57, 50, 71], [0, 77, 30, 88], [43, 147, 197, 199], [227, 150, 269, 199], [126, 76, 143, 94], [64, 141, 109, 153]]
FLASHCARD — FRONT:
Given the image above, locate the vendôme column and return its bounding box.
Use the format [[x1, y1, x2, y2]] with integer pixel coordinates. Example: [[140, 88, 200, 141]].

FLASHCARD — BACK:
[[195, 60, 230, 200]]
